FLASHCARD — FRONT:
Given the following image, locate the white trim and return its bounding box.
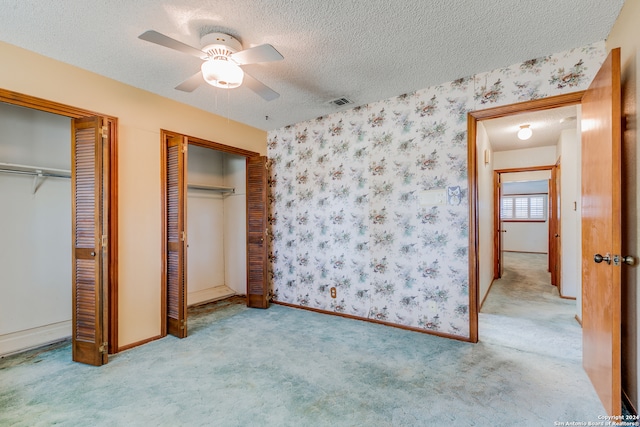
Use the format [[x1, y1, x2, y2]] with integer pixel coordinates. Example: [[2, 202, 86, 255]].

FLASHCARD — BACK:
[[187, 285, 236, 307], [0, 320, 71, 357]]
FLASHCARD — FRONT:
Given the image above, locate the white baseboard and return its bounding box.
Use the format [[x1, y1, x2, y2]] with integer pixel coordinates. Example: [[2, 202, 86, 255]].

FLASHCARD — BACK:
[[0, 320, 71, 357], [188, 285, 236, 306]]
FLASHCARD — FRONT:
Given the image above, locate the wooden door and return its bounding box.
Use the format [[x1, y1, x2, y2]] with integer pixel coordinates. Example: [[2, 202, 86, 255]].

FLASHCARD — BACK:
[[165, 134, 188, 337], [581, 47, 622, 416], [493, 171, 503, 279], [247, 156, 269, 308], [72, 116, 108, 366], [499, 219, 505, 278], [554, 164, 562, 292], [549, 169, 560, 286]]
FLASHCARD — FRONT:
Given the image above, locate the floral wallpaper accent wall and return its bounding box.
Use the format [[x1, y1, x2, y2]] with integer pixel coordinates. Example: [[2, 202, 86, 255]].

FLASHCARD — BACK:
[[267, 41, 606, 339]]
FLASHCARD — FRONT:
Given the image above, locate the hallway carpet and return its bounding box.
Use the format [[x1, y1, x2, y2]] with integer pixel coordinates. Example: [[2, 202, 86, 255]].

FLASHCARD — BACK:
[[1, 255, 604, 426]]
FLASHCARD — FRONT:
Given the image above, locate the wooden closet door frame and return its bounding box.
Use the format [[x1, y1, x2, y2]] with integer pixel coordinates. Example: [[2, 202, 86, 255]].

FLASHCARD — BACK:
[[160, 130, 262, 337], [0, 88, 119, 354]]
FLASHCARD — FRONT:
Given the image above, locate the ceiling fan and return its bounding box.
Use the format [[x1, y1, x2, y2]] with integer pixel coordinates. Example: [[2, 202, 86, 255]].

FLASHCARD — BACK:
[[138, 30, 283, 101]]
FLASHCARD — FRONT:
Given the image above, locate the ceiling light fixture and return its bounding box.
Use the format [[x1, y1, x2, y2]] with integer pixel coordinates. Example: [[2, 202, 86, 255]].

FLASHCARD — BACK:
[[517, 124, 532, 140], [201, 57, 244, 89]]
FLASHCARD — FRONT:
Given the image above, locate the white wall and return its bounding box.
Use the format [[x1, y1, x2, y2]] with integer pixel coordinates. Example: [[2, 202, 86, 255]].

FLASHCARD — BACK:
[[501, 170, 551, 183], [476, 123, 495, 305], [501, 175, 550, 254], [493, 146, 557, 169], [223, 155, 247, 295], [558, 126, 581, 299], [502, 222, 548, 253], [187, 146, 226, 303], [0, 103, 72, 355], [186, 146, 247, 302]]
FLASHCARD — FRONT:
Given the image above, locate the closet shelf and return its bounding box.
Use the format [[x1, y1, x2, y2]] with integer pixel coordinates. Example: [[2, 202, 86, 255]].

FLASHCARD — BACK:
[[0, 162, 71, 194], [187, 183, 235, 194]]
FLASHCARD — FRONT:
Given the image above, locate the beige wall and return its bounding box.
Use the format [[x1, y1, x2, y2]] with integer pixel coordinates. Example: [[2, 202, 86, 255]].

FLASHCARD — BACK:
[[0, 41, 267, 348], [476, 122, 495, 306], [606, 0, 640, 412]]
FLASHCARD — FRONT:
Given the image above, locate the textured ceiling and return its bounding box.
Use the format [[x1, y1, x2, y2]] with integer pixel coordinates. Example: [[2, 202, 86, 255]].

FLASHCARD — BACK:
[[483, 105, 578, 152], [0, 1, 624, 131]]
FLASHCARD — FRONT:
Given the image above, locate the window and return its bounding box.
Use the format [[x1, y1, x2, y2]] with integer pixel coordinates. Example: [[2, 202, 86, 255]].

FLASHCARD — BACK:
[[501, 195, 547, 221]]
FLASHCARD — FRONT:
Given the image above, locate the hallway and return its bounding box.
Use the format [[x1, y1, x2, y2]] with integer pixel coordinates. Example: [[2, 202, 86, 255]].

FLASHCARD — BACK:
[[480, 251, 582, 360]]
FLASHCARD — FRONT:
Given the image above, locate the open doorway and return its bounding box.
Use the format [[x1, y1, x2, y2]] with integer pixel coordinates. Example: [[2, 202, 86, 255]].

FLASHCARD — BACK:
[[0, 89, 118, 366], [495, 168, 554, 284], [186, 144, 246, 306], [467, 50, 624, 415], [161, 130, 268, 339], [468, 92, 584, 345], [0, 103, 73, 356], [470, 97, 584, 384]]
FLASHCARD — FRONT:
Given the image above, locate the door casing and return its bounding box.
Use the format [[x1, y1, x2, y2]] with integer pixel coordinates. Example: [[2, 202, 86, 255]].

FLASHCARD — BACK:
[[160, 129, 262, 338], [467, 91, 584, 342], [492, 166, 557, 283], [0, 88, 119, 355]]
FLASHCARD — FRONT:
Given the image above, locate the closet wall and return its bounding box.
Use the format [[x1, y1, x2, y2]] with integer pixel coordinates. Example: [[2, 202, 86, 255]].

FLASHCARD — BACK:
[[0, 102, 71, 356], [187, 145, 246, 305], [221, 154, 247, 295]]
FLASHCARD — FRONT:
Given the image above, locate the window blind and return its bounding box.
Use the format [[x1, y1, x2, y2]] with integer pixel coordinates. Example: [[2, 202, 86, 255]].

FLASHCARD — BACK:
[[500, 194, 547, 220]]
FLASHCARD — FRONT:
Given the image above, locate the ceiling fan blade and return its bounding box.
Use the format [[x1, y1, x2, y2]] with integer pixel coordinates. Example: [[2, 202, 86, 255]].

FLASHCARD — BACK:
[[139, 30, 205, 58], [242, 72, 280, 101], [175, 71, 204, 92], [231, 44, 283, 65]]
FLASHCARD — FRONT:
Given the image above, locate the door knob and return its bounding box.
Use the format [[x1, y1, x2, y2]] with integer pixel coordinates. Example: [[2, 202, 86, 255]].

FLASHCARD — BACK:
[[594, 253, 611, 264], [90, 251, 96, 257], [622, 256, 636, 266]]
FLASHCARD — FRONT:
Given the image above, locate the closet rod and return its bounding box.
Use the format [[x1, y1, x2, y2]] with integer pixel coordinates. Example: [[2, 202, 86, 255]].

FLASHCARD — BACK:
[[0, 162, 71, 178], [0, 162, 71, 194], [187, 184, 235, 194], [0, 168, 70, 179]]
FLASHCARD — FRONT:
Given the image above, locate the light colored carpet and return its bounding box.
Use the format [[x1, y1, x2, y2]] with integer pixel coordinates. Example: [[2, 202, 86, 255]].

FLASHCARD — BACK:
[[480, 252, 583, 360], [0, 256, 604, 426]]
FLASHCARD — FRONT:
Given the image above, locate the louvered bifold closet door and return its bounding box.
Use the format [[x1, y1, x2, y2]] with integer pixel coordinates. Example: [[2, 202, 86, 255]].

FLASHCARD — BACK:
[[247, 156, 269, 308], [166, 135, 187, 338], [72, 116, 108, 366]]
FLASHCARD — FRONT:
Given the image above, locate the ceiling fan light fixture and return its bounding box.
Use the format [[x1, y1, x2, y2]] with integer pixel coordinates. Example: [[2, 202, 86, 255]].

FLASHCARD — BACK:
[[517, 124, 532, 140], [201, 58, 244, 89]]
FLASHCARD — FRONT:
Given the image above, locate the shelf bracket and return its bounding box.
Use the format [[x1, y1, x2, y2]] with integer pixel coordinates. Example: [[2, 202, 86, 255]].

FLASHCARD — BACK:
[[31, 170, 44, 194]]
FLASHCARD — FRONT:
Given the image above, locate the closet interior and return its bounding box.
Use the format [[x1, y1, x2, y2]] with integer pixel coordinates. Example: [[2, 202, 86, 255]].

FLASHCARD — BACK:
[[0, 102, 72, 356], [186, 144, 247, 306]]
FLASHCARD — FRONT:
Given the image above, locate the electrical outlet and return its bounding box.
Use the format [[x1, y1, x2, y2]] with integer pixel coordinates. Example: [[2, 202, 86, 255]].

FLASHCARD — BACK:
[[330, 287, 337, 298], [426, 300, 437, 314]]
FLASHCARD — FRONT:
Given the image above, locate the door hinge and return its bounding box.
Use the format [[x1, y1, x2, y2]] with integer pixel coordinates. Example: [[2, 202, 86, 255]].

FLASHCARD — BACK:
[[182, 144, 187, 153], [99, 125, 108, 140], [181, 231, 186, 242], [180, 319, 186, 330], [101, 234, 108, 248], [99, 342, 108, 354]]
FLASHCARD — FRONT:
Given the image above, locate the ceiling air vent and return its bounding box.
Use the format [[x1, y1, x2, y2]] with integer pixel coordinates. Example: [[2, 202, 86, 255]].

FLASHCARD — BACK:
[[329, 97, 353, 106]]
